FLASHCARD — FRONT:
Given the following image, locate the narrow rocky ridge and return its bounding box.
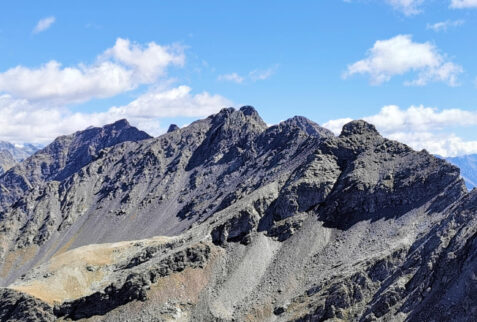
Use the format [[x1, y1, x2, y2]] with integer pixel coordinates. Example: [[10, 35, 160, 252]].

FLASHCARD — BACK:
[[0, 106, 475, 321], [0, 119, 151, 212]]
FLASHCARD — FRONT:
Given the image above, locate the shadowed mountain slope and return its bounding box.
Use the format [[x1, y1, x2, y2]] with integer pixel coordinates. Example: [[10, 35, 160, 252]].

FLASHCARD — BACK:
[[0, 119, 152, 212], [0, 107, 475, 322]]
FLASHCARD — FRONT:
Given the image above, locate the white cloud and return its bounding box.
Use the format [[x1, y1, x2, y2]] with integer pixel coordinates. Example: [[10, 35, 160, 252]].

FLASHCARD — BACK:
[[218, 66, 278, 84], [386, 131, 477, 157], [249, 66, 277, 81], [0, 85, 230, 144], [450, 0, 477, 8], [0, 38, 184, 105], [102, 38, 184, 83], [323, 105, 477, 157], [33, 16, 56, 34], [344, 35, 462, 86], [366, 105, 477, 131], [405, 62, 463, 86], [426, 20, 465, 32], [218, 73, 244, 83], [386, 0, 424, 15], [0, 37, 232, 144], [343, 0, 424, 15], [0, 61, 133, 105], [0, 94, 93, 144], [105, 85, 231, 134], [322, 117, 353, 134]]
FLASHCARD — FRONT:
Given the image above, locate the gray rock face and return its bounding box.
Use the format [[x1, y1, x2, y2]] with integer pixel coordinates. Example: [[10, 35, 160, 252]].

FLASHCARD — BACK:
[[54, 241, 210, 320], [0, 107, 475, 321], [0, 288, 55, 321], [167, 124, 180, 133], [0, 151, 15, 176], [0, 141, 40, 162], [0, 142, 41, 175], [0, 119, 151, 211]]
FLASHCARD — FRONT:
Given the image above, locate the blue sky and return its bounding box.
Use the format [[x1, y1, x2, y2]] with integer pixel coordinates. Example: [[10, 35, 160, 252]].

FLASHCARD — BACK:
[[1, 0, 477, 156]]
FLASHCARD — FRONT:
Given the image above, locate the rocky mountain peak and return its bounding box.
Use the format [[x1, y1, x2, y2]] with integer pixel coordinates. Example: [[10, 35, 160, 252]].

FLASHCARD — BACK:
[[204, 106, 268, 145], [74, 119, 151, 143], [210, 106, 267, 130], [167, 124, 180, 133], [211, 107, 234, 120], [281, 115, 334, 137], [0, 120, 152, 211], [239, 105, 259, 116], [0, 108, 475, 322], [186, 107, 267, 169], [340, 119, 380, 137], [108, 118, 130, 129]]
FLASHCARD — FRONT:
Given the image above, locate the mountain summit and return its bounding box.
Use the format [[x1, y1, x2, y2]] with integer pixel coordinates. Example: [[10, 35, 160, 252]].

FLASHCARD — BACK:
[[0, 107, 475, 321], [0, 119, 151, 212]]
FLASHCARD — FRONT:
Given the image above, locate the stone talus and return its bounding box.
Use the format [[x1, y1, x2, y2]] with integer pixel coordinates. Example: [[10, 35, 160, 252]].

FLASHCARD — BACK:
[[0, 107, 475, 321]]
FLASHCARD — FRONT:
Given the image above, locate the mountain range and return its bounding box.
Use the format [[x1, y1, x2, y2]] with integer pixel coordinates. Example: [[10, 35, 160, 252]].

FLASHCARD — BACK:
[[0, 107, 475, 321], [0, 142, 41, 175], [445, 155, 477, 190]]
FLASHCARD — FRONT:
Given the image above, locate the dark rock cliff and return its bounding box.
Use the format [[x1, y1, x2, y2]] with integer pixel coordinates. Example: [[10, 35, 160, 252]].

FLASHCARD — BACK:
[[0, 107, 474, 322]]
